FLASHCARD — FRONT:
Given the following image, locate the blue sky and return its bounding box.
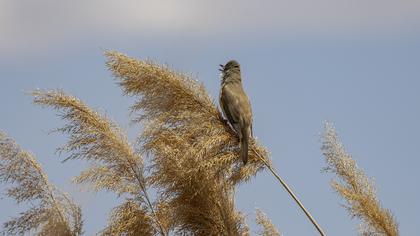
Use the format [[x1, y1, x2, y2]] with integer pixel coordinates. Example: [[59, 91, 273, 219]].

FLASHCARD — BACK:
[[1, 1, 420, 235]]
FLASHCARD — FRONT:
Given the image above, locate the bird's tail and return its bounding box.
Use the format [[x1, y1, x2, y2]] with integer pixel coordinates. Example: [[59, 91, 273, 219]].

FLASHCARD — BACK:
[[240, 126, 249, 165]]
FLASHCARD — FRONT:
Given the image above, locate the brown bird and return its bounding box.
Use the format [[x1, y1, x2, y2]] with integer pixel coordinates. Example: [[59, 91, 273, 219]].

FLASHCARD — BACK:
[[219, 60, 253, 164]]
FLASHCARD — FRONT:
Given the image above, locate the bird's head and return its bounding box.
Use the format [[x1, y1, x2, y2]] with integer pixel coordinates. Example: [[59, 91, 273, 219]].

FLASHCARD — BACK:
[[221, 60, 240, 72], [219, 60, 241, 80]]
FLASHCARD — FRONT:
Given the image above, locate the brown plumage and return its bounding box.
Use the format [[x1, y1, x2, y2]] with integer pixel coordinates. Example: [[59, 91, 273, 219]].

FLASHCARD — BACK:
[[219, 60, 253, 164]]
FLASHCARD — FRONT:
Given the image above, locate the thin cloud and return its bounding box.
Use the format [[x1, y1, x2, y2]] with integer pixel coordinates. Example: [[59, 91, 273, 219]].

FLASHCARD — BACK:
[[1, 0, 420, 55]]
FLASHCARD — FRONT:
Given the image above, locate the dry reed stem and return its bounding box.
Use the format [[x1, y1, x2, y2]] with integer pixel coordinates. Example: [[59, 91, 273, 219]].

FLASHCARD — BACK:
[[0, 131, 82, 236], [321, 122, 399, 236], [252, 148, 326, 236], [32, 90, 166, 235]]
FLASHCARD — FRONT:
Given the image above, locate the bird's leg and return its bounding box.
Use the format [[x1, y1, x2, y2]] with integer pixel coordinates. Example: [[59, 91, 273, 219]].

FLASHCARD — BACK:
[[219, 113, 229, 124], [221, 118, 229, 126]]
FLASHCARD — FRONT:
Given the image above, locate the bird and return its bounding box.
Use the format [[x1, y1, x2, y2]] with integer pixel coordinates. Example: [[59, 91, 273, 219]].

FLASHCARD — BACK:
[[219, 60, 253, 165]]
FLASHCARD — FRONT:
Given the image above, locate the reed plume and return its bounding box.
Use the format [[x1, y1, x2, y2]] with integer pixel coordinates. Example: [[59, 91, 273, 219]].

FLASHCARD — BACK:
[[101, 200, 153, 235], [32, 90, 166, 235], [105, 51, 269, 235], [255, 209, 281, 236], [321, 122, 399, 236], [105, 51, 270, 183], [0, 131, 82, 236]]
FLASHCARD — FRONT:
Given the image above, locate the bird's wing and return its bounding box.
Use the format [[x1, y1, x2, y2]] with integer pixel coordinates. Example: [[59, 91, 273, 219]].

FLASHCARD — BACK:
[[220, 85, 240, 126]]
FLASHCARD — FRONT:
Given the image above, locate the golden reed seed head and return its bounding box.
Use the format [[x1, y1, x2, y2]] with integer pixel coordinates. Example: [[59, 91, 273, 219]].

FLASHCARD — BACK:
[[256, 209, 281, 236], [322, 122, 399, 236], [0, 131, 82, 236], [104, 51, 272, 235]]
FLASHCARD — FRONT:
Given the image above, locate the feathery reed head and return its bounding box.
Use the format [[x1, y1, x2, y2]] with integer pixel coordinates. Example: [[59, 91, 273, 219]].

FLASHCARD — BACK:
[[105, 50, 270, 184], [27, 51, 271, 235], [105, 51, 264, 234], [101, 200, 154, 236], [256, 209, 281, 236], [32, 90, 169, 234], [321, 122, 399, 236], [32, 89, 143, 196], [0, 131, 82, 236]]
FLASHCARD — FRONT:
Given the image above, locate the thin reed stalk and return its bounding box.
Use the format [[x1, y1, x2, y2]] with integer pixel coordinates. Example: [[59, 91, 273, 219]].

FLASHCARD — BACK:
[[252, 148, 326, 236]]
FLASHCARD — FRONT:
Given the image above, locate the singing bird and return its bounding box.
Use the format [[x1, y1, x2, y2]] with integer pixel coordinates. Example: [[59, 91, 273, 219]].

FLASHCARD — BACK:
[[219, 60, 253, 165]]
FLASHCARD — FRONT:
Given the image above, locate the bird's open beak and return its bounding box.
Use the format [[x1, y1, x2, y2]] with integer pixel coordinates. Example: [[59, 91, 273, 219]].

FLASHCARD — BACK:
[[218, 64, 224, 72]]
